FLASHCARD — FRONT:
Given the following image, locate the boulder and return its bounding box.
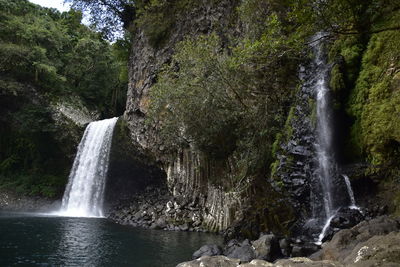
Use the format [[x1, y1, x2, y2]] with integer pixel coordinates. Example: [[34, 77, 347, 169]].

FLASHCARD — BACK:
[[177, 255, 240, 267], [154, 217, 167, 229], [273, 257, 343, 267], [291, 243, 320, 257], [179, 223, 189, 231], [343, 232, 400, 266], [238, 259, 274, 266], [251, 234, 282, 261], [279, 238, 292, 257], [224, 239, 256, 262], [317, 216, 400, 262], [330, 207, 363, 229], [192, 244, 222, 259], [177, 257, 344, 267]]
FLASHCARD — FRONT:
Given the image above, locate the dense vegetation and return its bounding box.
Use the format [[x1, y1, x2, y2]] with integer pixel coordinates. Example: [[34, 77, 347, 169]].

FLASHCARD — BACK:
[[0, 0, 129, 197], [328, 8, 400, 213], [1, 0, 400, 214], [137, 0, 400, 211], [66, 0, 400, 204]]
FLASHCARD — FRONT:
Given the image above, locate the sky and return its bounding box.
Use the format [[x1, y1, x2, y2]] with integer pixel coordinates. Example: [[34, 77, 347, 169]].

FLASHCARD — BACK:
[[28, 0, 71, 12]]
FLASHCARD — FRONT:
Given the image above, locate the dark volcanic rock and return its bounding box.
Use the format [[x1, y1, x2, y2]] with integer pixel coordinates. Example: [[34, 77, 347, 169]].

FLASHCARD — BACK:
[[192, 244, 222, 259], [330, 207, 364, 229], [223, 239, 256, 262], [108, 185, 211, 232], [316, 216, 400, 262], [251, 234, 282, 261], [290, 243, 320, 257], [279, 238, 292, 257]]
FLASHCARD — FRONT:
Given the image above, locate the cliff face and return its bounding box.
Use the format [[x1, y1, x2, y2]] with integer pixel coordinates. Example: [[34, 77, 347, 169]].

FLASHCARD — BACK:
[[124, 0, 244, 233], [123, 0, 294, 236], [123, 0, 400, 237]]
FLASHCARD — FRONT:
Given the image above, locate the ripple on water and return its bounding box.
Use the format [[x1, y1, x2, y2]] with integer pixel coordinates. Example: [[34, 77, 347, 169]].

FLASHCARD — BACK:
[[0, 212, 222, 267]]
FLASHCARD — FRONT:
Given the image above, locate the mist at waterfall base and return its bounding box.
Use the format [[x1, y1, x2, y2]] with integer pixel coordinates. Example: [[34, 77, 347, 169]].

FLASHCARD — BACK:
[[0, 212, 221, 266]]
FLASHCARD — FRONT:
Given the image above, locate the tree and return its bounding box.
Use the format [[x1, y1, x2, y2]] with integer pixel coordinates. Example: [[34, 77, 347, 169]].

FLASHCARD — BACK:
[[64, 0, 136, 40], [290, 0, 400, 37]]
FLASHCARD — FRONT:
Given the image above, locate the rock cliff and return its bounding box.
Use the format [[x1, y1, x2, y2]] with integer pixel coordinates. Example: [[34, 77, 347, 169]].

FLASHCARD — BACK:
[[121, 0, 294, 235]]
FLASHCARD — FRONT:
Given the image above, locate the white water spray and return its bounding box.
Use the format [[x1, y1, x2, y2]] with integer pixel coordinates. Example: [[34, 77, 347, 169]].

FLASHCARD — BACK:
[[311, 33, 338, 243], [58, 117, 118, 217], [342, 174, 360, 210]]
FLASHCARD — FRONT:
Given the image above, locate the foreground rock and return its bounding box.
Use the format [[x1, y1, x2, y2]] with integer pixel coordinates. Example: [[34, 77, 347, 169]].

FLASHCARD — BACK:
[[191, 234, 286, 263], [223, 239, 256, 262], [180, 216, 400, 267], [251, 234, 282, 261], [314, 215, 400, 265], [177, 256, 240, 267], [192, 244, 222, 259], [177, 256, 343, 267]]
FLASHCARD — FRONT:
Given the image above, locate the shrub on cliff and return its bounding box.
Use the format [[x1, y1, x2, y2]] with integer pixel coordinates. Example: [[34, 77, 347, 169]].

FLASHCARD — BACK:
[[147, 7, 304, 163]]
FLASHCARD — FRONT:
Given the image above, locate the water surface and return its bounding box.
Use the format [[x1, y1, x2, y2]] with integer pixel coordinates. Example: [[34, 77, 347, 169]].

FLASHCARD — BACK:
[[0, 212, 221, 266]]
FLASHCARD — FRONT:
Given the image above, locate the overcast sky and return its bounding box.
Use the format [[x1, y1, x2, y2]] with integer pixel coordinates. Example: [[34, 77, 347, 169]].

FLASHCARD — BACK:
[[28, 0, 71, 12]]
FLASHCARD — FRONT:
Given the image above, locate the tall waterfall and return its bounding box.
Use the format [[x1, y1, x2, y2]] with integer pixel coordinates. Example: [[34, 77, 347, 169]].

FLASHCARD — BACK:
[[309, 34, 339, 243], [59, 117, 118, 217]]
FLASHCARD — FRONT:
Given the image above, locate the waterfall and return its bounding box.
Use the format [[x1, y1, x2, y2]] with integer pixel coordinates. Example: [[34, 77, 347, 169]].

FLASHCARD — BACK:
[[59, 117, 118, 217], [303, 34, 362, 243], [342, 174, 359, 209], [310, 34, 338, 242]]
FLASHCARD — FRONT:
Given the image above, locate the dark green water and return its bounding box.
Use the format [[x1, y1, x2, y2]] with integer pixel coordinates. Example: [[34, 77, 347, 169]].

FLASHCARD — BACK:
[[0, 212, 221, 267]]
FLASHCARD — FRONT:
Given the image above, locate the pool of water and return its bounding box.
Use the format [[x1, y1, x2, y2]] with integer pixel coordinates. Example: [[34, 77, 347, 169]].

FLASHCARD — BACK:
[[0, 212, 221, 266]]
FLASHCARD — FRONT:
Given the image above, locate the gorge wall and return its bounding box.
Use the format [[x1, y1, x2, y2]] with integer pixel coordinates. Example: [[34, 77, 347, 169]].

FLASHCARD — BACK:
[[121, 0, 295, 237], [121, 0, 400, 239]]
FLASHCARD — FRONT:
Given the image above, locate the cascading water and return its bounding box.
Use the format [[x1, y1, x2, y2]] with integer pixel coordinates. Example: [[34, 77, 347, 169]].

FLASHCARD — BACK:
[[313, 35, 335, 221], [343, 174, 360, 210], [271, 33, 362, 243], [309, 34, 340, 243], [59, 117, 118, 217]]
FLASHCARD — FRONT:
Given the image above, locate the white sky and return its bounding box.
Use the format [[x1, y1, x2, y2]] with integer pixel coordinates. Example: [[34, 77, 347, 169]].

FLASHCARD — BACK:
[[28, 0, 71, 12]]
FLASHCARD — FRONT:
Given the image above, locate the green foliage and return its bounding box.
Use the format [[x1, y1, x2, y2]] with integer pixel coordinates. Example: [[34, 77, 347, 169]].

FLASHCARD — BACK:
[[0, 174, 65, 198], [148, 34, 242, 158], [148, 0, 305, 168], [65, 0, 135, 40], [0, 0, 130, 197], [0, 0, 128, 116], [347, 10, 400, 168], [134, 0, 198, 48]]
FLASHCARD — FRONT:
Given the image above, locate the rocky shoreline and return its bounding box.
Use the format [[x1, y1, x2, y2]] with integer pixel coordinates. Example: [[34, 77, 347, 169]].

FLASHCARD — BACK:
[[108, 185, 209, 232], [178, 215, 400, 266]]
